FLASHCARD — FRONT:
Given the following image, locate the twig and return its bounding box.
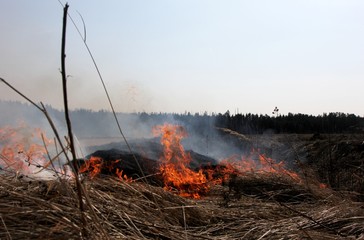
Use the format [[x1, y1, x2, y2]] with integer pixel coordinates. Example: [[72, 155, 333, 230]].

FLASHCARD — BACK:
[[133, 172, 162, 182], [123, 212, 146, 239], [76, 10, 87, 42], [278, 201, 345, 237], [0, 78, 42, 112], [0, 80, 71, 168], [40, 102, 72, 166], [182, 206, 188, 240], [60, 6, 110, 238], [0, 214, 12, 240], [56, 0, 162, 218], [56, 0, 149, 187], [283, 135, 311, 186], [61, 4, 75, 171], [40, 133, 61, 179], [60, 3, 88, 237], [33, 149, 66, 175], [257, 229, 271, 240]]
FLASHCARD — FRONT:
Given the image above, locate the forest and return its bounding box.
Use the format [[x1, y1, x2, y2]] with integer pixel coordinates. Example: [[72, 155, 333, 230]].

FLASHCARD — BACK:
[[1, 100, 363, 137]]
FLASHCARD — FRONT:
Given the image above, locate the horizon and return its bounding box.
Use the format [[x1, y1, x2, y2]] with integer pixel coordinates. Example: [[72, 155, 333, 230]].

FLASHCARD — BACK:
[[1, 99, 363, 118], [1, 1, 363, 116]]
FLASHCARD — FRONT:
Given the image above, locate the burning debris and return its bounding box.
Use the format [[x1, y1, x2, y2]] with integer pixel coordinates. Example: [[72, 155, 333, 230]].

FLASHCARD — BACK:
[[152, 124, 211, 198], [70, 124, 310, 200], [0, 125, 53, 177], [1, 123, 364, 239], [217, 150, 301, 184], [74, 149, 161, 185], [1, 123, 322, 200]]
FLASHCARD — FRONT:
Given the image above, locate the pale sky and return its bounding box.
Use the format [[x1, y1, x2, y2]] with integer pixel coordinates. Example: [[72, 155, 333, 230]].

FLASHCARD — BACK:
[[1, 0, 363, 116]]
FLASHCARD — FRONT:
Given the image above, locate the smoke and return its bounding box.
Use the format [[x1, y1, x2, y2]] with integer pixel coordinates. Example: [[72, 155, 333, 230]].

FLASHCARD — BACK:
[[177, 118, 247, 160], [0, 101, 82, 167], [0, 101, 268, 165]]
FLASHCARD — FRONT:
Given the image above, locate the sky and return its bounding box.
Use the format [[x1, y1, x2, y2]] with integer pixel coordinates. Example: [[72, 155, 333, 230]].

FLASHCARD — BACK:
[[1, 0, 363, 116]]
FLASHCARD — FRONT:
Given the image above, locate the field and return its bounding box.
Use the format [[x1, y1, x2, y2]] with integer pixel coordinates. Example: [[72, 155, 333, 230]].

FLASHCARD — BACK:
[[0, 173, 363, 239], [1, 129, 363, 239], [1, 2, 363, 238]]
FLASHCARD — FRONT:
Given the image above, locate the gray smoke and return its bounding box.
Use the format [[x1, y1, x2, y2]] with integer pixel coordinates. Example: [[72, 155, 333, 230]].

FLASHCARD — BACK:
[[0, 101, 253, 162]]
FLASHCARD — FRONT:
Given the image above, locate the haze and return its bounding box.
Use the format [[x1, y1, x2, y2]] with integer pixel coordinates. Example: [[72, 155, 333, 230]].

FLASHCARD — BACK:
[[1, 0, 363, 116]]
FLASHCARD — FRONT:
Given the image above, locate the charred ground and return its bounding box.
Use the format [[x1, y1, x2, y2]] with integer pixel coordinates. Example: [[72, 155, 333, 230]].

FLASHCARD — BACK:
[[1, 102, 364, 239], [80, 129, 364, 200]]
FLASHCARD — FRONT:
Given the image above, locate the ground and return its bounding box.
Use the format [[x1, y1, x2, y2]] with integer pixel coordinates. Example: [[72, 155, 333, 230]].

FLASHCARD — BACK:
[[1, 133, 363, 239]]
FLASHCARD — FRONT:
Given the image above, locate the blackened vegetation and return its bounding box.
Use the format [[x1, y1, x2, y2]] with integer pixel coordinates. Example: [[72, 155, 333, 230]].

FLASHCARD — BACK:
[[186, 150, 218, 169], [305, 137, 364, 200], [72, 149, 163, 185], [1, 101, 363, 197], [89, 149, 158, 178], [222, 174, 316, 206], [72, 148, 219, 187]]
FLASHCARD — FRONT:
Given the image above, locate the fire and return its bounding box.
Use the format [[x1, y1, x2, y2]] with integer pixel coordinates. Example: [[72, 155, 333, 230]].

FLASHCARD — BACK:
[[0, 124, 133, 181], [0, 125, 50, 175], [152, 123, 305, 199], [0, 124, 319, 198], [115, 168, 133, 182], [153, 124, 209, 199], [219, 150, 301, 182], [79, 156, 103, 179], [78, 156, 132, 181]]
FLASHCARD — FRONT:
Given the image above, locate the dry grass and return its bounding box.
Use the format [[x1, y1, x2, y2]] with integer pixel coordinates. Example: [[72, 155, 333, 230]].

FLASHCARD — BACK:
[[0, 173, 363, 240]]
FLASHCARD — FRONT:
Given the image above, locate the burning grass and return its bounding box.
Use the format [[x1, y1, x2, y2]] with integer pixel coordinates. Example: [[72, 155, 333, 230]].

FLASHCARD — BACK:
[[153, 124, 210, 199], [0, 173, 206, 239], [1, 123, 363, 239], [0, 125, 51, 176]]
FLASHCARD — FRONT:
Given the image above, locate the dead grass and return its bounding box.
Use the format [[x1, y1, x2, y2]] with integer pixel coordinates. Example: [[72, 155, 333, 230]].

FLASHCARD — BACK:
[[0, 173, 363, 240]]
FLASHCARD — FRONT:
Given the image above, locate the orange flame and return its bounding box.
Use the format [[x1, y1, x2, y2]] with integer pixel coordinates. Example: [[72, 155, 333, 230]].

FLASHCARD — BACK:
[[152, 124, 306, 198], [219, 150, 301, 182], [0, 125, 50, 174], [115, 168, 133, 182], [153, 124, 209, 199], [78, 156, 132, 181], [79, 156, 103, 179]]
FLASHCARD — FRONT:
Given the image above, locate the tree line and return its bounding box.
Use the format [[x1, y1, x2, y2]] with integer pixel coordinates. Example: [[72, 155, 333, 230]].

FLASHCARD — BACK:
[[1, 101, 363, 135], [214, 111, 363, 134]]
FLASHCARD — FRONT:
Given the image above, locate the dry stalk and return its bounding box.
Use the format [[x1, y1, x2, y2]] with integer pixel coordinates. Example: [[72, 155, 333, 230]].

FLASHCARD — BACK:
[[40, 133, 61, 179], [0, 215, 12, 240], [182, 206, 188, 240], [257, 229, 271, 240], [58, 0, 161, 201], [124, 212, 147, 239], [60, 5, 90, 238], [278, 201, 344, 237], [1, 174, 363, 239]]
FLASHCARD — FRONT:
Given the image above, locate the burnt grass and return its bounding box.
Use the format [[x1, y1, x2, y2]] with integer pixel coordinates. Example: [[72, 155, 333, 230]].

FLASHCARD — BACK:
[[1, 132, 363, 239], [80, 131, 364, 201], [216, 130, 364, 201]]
